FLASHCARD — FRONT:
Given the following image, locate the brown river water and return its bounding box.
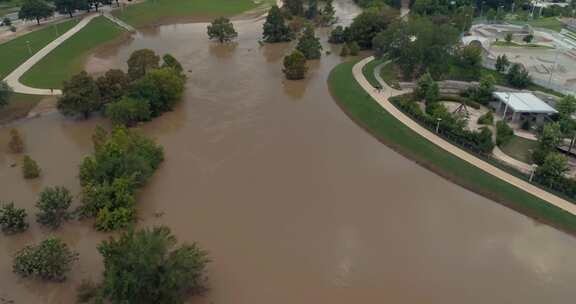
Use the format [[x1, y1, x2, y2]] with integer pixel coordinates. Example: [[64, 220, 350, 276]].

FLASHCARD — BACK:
[[2, 2, 576, 303]]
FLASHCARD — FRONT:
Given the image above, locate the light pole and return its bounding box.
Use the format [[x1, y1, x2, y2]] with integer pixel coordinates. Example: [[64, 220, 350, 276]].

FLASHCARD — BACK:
[[25, 40, 32, 55], [548, 44, 562, 86], [529, 164, 538, 182], [436, 118, 442, 133]]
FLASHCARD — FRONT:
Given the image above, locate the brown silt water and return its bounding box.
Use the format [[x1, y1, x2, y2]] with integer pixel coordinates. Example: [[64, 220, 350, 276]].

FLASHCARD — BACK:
[[2, 2, 576, 303]]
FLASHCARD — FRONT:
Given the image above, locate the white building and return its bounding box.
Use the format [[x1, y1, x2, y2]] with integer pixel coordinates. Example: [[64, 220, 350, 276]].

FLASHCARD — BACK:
[[493, 92, 558, 124]]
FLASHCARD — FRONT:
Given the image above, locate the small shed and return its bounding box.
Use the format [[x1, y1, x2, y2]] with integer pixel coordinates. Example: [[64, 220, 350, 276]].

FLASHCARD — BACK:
[[493, 92, 557, 124]]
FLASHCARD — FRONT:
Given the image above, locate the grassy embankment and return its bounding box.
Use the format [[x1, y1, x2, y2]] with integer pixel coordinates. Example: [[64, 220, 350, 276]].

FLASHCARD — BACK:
[[113, 0, 276, 28], [491, 41, 554, 49], [508, 17, 563, 32], [20, 17, 124, 89], [329, 59, 576, 233]]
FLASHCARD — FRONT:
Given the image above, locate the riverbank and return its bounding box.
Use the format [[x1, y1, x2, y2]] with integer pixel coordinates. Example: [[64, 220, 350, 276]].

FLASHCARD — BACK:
[[328, 59, 576, 233]]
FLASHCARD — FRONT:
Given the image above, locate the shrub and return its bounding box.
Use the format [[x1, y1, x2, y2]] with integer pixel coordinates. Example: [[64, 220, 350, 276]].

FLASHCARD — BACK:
[[496, 120, 514, 146], [8, 128, 24, 153], [36, 186, 73, 229], [282, 50, 308, 80], [477, 111, 494, 125], [340, 43, 350, 56], [348, 41, 360, 56], [13, 237, 78, 282], [535, 152, 569, 187], [77, 279, 101, 303], [329, 25, 347, 44], [0, 202, 28, 234], [129, 68, 185, 117], [296, 25, 322, 59], [507, 63, 531, 89], [22, 155, 40, 179]]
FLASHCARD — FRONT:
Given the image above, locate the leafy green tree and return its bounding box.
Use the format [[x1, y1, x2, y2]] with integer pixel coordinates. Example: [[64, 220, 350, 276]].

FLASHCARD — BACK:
[[106, 97, 151, 126], [283, 50, 308, 80], [162, 54, 184, 75], [533, 122, 563, 164], [284, 0, 304, 16], [18, 0, 53, 24], [97, 226, 210, 304], [54, 0, 80, 18], [414, 72, 439, 104], [36, 186, 73, 229], [127, 49, 160, 80], [13, 237, 78, 281], [0, 80, 13, 109], [296, 25, 322, 59], [79, 176, 136, 219], [536, 152, 569, 186], [0, 202, 28, 234], [57, 71, 101, 119], [506, 63, 531, 89], [263, 5, 293, 43], [95, 206, 135, 231], [328, 25, 347, 44], [477, 111, 494, 125], [348, 7, 395, 49], [92, 125, 108, 152], [505, 32, 513, 43], [457, 44, 482, 78], [496, 120, 514, 146], [495, 54, 510, 73], [96, 69, 130, 105], [130, 68, 185, 117], [8, 128, 24, 153], [207, 17, 238, 43], [556, 95, 576, 118], [22, 155, 40, 179]]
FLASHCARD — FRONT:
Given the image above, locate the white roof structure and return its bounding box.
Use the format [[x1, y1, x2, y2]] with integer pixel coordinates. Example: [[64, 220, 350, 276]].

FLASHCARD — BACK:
[[494, 92, 558, 114]]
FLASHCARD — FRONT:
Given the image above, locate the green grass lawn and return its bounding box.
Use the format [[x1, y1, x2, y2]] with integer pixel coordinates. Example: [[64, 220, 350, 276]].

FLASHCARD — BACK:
[[361, 58, 382, 88], [113, 0, 275, 28], [509, 17, 563, 32], [500, 135, 538, 164], [379, 61, 401, 90], [0, 93, 44, 124], [20, 17, 124, 89], [0, 18, 78, 79], [328, 59, 576, 232]]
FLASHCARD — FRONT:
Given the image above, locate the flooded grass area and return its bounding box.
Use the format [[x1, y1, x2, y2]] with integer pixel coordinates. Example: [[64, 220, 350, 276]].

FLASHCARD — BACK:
[[0, 93, 44, 124], [20, 17, 126, 89]]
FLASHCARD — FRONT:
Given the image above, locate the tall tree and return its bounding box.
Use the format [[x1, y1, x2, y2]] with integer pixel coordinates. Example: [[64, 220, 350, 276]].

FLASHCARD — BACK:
[[18, 0, 54, 24], [263, 5, 293, 43], [96, 69, 130, 105], [97, 226, 210, 304], [13, 237, 78, 281], [127, 49, 160, 80], [36, 186, 73, 229], [207, 17, 238, 43], [320, 0, 336, 25], [57, 71, 101, 118], [296, 25, 322, 59], [53, 0, 78, 18], [129, 68, 185, 117], [348, 7, 395, 49], [306, 0, 318, 19]]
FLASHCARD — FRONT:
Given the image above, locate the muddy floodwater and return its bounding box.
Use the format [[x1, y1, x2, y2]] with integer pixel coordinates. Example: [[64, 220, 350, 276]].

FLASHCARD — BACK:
[[2, 2, 576, 303]]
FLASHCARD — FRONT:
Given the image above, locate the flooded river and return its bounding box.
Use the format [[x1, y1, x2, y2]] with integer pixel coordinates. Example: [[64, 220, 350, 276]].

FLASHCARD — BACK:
[[2, 2, 576, 303]]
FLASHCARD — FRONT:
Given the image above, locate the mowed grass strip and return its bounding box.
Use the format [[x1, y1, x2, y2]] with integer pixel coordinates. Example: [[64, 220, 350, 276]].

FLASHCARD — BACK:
[[20, 16, 125, 89], [328, 60, 576, 232], [113, 0, 274, 27], [0, 18, 78, 79]]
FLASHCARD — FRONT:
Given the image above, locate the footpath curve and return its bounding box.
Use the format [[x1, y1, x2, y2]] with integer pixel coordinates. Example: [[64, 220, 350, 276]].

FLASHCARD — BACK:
[[2, 13, 99, 95], [353, 56, 576, 216]]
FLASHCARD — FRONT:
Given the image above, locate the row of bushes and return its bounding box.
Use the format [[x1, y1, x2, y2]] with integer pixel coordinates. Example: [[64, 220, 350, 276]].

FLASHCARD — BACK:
[[391, 94, 494, 154]]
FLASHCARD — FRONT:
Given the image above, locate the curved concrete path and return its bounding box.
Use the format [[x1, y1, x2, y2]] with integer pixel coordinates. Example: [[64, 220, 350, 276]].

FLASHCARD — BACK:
[[353, 56, 576, 216], [2, 13, 99, 95]]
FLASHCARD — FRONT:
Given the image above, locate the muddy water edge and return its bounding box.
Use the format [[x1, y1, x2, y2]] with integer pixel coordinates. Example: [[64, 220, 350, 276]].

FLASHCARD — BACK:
[[2, 3, 576, 303]]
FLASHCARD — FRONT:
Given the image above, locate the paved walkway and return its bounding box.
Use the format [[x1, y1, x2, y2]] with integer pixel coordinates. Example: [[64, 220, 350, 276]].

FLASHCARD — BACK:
[[3, 13, 99, 95], [353, 56, 576, 216]]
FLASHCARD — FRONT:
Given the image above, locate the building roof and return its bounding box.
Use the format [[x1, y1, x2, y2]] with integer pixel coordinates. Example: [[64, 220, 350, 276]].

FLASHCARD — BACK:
[[494, 92, 558, 114]]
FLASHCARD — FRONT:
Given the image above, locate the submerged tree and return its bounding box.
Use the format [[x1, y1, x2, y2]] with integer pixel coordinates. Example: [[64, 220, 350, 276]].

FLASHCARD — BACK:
[[263, 5, 293, 43], [283, 50, 308, 80], [57, 71, 101, 119], [22, 155, 40, 179], [97, 226, 210, 304], [96, 69, 130, 105], [0, 80, 13, 109], [0, 202, 28, 234], [8, 128, 24, 153], [207, 17, 238, 43], [13, 237, 78, 281], [127, 49, 160, 80], [296, 25, 322, 59], [36, 186, 73, 229]]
